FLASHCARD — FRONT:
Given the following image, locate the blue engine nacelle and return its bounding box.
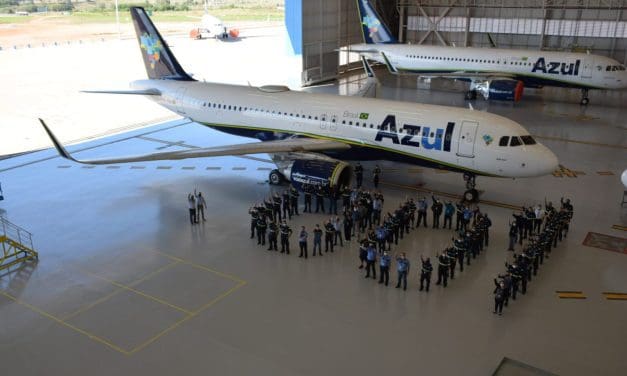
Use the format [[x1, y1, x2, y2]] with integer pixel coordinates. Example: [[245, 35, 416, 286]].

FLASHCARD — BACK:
[[488, 80, 524, 101], [286, 159, 352, 191]]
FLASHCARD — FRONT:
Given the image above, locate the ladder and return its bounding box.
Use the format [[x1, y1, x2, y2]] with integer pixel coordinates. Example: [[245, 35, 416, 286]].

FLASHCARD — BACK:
[[0, 215, 38, 273]]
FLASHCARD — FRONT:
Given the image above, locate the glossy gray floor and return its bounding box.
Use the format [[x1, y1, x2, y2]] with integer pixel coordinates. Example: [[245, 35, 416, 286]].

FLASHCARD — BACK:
[[2, 78, 627, 376]]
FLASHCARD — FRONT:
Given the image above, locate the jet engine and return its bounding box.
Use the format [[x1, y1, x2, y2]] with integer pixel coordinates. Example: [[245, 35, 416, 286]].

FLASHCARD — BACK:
[[468, 79, 524, 102], [269, 158, 352, 191]]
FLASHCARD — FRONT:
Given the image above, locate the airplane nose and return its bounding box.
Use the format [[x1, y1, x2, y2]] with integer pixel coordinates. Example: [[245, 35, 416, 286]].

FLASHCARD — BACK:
[[537, 146, 559, 176]]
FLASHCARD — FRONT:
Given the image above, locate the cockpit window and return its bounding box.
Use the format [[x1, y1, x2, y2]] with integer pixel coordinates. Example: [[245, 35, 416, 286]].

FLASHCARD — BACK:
[[510, 137, 522, 147], [520, 135, 536, 145], [499, 136, 510, 146]]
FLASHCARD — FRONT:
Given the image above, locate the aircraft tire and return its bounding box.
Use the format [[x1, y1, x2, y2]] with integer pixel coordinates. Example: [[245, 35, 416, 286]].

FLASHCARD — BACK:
[[269, 170, 284, 185], [465, 90, 477, 100], [463, 189, 479, 203]]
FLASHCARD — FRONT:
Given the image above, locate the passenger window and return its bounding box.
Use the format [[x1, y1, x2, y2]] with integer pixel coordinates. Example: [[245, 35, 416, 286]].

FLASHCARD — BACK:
[[521, 135, 537, 145], [499, 136, 510, 146], [510, 137, 522, 147]]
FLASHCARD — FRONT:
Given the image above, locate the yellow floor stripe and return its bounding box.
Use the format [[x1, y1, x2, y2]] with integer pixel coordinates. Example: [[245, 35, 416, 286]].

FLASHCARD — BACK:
[[602, 292, 627, 300], [597, 171, 614, 176], [556, 291, 586, 299], [611, 225, 627, 231]]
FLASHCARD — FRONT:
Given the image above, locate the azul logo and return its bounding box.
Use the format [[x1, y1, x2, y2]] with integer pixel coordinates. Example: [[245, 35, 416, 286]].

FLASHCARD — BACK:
[[531, 57, 580, 76], [140, 32, 163, 70], [361, 15, 381, 39], [374, 115, 454, 152]]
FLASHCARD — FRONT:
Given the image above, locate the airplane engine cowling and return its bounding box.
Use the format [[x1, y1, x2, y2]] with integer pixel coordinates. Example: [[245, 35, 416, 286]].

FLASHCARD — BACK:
[[487, 80, 524, 101], [285, 159, 352, 191]]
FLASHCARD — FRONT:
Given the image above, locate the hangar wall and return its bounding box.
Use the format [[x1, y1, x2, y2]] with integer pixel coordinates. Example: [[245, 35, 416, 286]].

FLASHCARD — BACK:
[[400, 0, 626, 63]]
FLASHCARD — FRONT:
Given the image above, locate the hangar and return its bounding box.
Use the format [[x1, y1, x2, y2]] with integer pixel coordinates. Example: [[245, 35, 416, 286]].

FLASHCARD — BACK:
[[1, 1, 626, 375]]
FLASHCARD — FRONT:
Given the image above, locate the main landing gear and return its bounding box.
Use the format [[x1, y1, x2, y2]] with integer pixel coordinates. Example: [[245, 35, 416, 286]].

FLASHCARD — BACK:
[[580, 89, 589, 106], [269, 169, 285, 185], [465, 90, 477, 100], [463, 173, 479, 203]]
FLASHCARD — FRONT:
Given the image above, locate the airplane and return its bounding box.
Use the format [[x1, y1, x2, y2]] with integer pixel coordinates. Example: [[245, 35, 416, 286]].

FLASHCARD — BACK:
[[345, 0, 627, 105], [189, 13, 238, 40], [39, 6, 559, 203]]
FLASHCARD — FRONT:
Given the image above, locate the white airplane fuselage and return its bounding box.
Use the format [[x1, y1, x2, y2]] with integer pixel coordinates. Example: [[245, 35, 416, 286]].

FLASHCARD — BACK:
[[352, 43, 627, 90], [131, 79, 558, 178]]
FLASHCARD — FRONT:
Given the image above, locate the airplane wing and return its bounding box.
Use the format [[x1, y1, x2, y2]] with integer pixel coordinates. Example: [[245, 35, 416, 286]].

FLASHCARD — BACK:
[[39, 119, 350, 165]]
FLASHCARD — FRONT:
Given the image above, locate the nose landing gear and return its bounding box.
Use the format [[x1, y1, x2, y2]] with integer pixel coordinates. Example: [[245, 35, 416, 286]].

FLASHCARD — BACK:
[[580, 89, 589, 106], [463, 173, 479, 203]]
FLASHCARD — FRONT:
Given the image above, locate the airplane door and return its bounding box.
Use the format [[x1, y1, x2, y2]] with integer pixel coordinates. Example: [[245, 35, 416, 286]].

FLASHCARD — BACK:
[[581, 59, 593, 79], [175, 87, 187, 115], [457, 121, 478, 158]]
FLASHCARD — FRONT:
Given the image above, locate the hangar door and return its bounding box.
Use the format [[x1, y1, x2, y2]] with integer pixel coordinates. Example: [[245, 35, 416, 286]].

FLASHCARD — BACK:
[[302, 0, 341, 85]]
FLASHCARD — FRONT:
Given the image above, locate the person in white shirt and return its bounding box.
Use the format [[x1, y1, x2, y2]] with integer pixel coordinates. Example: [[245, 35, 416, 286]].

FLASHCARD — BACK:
[[195, 190, 207, 222], [187, 194, 197, 224]]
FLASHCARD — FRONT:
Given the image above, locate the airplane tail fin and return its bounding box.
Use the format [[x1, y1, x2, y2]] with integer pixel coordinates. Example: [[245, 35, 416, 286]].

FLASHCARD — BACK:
[[356, 0, 397, 44], [130, 7, 194, 81]]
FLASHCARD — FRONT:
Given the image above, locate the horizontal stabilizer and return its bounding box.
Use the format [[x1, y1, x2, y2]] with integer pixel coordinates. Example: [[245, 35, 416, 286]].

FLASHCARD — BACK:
[[81, 89, 161, 96], [39, 120, 351, 165]]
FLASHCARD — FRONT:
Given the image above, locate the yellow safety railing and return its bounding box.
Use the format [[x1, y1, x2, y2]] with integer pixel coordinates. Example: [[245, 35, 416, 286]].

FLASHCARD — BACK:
[[1, 216, 38, 272]]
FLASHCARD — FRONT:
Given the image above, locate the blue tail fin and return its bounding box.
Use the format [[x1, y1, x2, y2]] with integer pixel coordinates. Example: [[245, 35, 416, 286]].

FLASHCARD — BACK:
[[356, 0, 397, 44], [130, 7, 193, 81]]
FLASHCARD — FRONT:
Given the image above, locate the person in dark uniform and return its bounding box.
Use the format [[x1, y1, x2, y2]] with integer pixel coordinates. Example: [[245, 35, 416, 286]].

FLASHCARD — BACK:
[[455, 201, 464, 231], [358, 238, 368, 268], [372, 164, 381, 188], [315, 184, 325, 213], [395, 252, 410, 290], [249, 205, 259, 239], [419, 255, 433, 292], [312, 224, 323, 256], [454, 237, 466, 272], [436, 251, 450, 287], [508, 222, 517, 251], [256, 215, 267, 246], [290, 185, 300, 215], [267, 219, 278, 251], [298, 226, 308, 258], [273, 193, 282, 223], [282, 189, 291, 220], [493, 279, 506, 315], [280, 220, 292, 254], [303, 184, 312, 213], [324, 219, 335, 253], [365, 243, 377, 279], [354, 162, 363, 188], [343, 212, 353, 242], [431, 195, 443, 229], [446, 247, 457, 280], [483, 213, 492, 246], [378, 250, 391, 286]]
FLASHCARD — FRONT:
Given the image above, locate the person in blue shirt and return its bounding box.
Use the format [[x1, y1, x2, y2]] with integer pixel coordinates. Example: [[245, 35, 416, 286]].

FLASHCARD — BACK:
[[444, 201, 455, 229], [312, 224, 323, 256], [365, 244, 377, 279], [378, 250, 391, 286], [395, 252, 410, 290]]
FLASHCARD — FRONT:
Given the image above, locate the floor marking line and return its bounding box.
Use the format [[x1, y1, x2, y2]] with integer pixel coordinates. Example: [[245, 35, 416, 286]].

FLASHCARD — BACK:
[[556, 291, 586, 299], [533, 135, 627, 150], [128, 281, 246, 355], [60, 260, 181, 322], [0, 290, 130, 355], [153, 250, 247, 284], [73, 266, 193, 315], [611, 225, 627, 231]]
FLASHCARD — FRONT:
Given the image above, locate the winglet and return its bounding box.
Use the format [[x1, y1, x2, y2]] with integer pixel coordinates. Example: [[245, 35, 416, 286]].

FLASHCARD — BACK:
[[38, 119, 78, 162], [380, 52, 398, 74]]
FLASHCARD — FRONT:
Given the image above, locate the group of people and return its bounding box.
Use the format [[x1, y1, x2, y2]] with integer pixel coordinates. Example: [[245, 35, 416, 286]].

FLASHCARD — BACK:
[[356, 208, 492, 292], [493, 198, 574, 315], [187, 190, 207, 224]]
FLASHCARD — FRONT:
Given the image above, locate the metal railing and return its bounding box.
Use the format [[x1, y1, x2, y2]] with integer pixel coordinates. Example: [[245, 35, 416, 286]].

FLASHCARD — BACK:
[[1, 215, 34, 252]]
